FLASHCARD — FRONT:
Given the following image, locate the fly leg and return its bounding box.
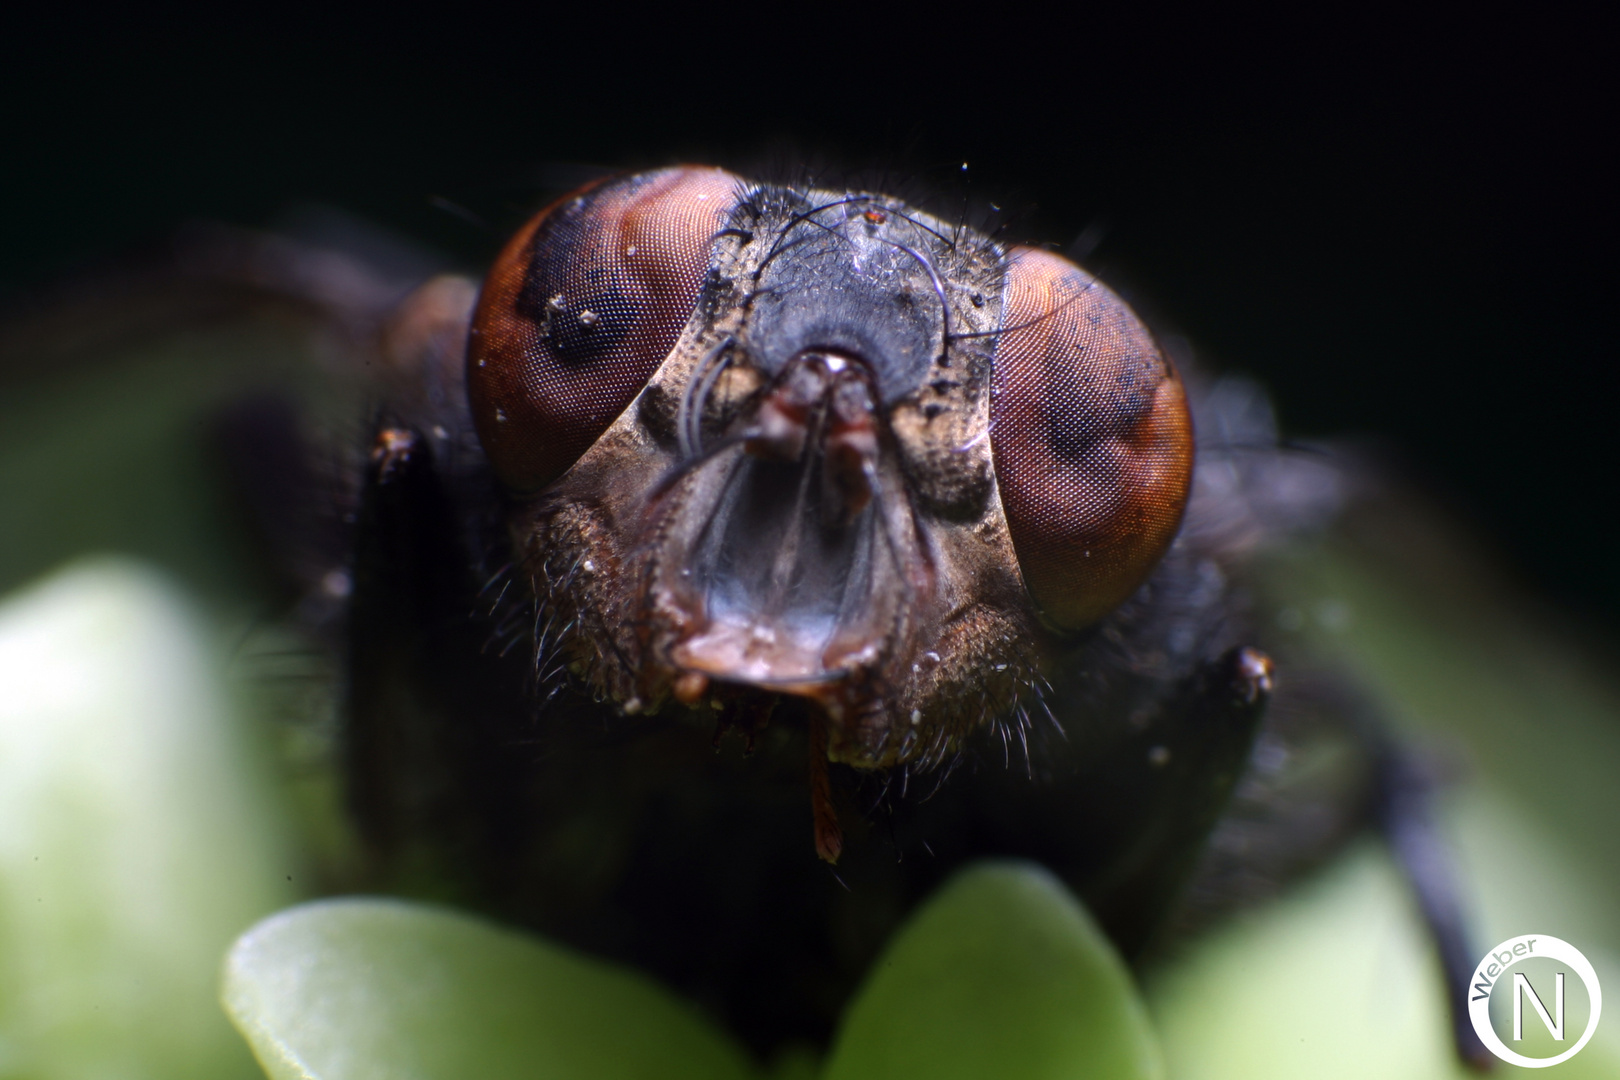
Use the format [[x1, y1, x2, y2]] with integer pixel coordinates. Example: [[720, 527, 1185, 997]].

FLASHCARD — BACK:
[[896, 638, 1279, 960], [345, 419, 536, 898], [1376, 743, 1493, 1069], [1077, 644, 1277, 954], [1173, 670, 1492, 1069], [341, 277, 535, 900]]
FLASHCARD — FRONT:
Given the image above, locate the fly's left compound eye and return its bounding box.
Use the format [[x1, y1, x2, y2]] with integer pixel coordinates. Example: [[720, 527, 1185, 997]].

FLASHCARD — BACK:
[[989, 247, 1194, 631], [468, 166, 740, 491]]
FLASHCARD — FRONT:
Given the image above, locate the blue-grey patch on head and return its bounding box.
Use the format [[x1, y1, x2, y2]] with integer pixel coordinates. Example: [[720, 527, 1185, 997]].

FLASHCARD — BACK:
[[743, 211, 942, 402]]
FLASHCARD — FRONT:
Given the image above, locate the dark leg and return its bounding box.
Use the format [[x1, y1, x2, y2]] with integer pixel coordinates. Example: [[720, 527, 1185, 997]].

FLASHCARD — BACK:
[[1376, 745, 1493, 1070], [1175, 668, 1493, 1070], [882, 644, 1276, 958], [1078, 645, 1277, 953], [344, 423, 534, 896]]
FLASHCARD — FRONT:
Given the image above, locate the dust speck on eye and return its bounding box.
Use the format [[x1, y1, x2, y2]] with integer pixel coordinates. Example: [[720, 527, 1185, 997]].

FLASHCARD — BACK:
[[1148, 745, 1170, 767], [910, 709, 922, 726], [495, 408, 507, 423]]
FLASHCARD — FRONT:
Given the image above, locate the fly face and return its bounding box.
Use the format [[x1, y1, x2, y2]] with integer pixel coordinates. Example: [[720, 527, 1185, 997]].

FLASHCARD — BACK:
[[464, 167, 1193, 856]]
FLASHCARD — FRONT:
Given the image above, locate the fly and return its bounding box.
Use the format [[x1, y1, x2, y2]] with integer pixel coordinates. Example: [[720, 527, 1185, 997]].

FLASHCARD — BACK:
[[217, 166, 1489, 1065]]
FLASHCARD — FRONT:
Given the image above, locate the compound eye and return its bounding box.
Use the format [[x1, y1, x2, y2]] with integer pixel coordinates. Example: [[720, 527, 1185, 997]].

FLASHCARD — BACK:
[[468, 166, 740, 490], [989, 247, 1193, 631]]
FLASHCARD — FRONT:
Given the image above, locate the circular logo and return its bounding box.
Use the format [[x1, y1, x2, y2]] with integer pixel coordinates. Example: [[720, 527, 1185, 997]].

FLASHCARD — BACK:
[[1469, 934, 1603, 1068]]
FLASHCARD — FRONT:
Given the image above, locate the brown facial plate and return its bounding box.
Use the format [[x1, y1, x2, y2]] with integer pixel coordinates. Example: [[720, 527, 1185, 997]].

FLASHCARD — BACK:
[[470, 172, 1193, 857]]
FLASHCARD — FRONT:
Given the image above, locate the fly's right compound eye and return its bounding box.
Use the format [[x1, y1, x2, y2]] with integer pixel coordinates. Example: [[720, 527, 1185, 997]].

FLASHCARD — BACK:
[[989, 247, 1194, 632], [468, 166, 741, 491]]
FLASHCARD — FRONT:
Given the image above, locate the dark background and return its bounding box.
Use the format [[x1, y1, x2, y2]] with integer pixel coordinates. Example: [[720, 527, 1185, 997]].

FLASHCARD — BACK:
[[2, 7, 1614, 622]]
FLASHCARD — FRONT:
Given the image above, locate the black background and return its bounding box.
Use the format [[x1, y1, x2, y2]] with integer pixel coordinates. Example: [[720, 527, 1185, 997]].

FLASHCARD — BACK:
[[3, 6, 1614, 622]]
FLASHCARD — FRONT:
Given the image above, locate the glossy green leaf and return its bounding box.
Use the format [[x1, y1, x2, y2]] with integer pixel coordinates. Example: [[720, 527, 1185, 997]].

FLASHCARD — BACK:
[[221, 897, 759, 1080], [0, 560, 297, 1079], [824, 862, 1163, 1080], [1147, 832, 1620, 1080]]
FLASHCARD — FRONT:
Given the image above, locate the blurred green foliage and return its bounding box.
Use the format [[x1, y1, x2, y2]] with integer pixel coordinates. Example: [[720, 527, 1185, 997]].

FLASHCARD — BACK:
[[0, 320, 325, 608], [0, 561, 295, 1079]]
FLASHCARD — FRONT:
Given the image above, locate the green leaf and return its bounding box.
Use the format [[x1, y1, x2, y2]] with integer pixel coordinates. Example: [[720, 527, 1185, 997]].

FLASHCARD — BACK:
[[823, 861, 1163, 1080], [1149, 844, 1476, 1080], [1146, 835, 1620, 1080], [221, 897, 760, 1080], [0, 559, 298, 1079]]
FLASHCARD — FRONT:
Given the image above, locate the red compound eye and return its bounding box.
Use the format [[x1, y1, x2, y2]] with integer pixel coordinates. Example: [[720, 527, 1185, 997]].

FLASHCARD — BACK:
[[989, 246, 1194, 631], [468, 166, 740, 491]]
